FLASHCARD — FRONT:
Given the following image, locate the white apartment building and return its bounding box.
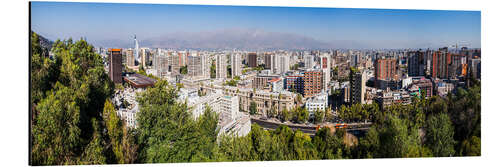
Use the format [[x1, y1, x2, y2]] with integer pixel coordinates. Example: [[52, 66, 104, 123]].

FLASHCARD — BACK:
[[231, 53, 242, 78], [305, 92, 328, 118], [305, 54, 315, 69], [216, 54, 227, 79]]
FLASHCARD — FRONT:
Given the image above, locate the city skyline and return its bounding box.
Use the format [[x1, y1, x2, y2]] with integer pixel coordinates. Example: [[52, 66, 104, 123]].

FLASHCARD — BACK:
[[31, 2, 480, 49]]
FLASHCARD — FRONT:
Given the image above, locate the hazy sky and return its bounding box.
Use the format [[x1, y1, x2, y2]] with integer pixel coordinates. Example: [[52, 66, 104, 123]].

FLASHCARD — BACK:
[[31, 2, 481, 49]]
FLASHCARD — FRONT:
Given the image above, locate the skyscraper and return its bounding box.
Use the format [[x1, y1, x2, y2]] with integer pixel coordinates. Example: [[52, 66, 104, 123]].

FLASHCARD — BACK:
[[407, 50, 426, 77], [188, 55, 202, 77], [264, 54, 273, 69], [126, 49, 135, 67], [153, 49, 169, 79], [108, 48, 123, 83], [134, 35, 140, 62], [231, 53, 242, 78], [350, 69, 367, 104], [375, 58, 397, 81], [216, 54, 227, 79], [248, 53, 257, 68], [320, 53, 330, 91], [431, 48, 449, 79], [171, 52, 181, 75], [277, 54, 290, 74], [304, 54, 314, 69]]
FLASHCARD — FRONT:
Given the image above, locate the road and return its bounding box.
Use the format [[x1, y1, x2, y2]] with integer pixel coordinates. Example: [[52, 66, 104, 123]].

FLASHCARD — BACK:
[[250, 117, 372, 136]]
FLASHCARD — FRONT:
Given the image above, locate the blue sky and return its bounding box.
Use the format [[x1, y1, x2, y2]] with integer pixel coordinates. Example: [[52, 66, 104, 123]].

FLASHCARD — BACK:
[[30, 2, 481, 49]]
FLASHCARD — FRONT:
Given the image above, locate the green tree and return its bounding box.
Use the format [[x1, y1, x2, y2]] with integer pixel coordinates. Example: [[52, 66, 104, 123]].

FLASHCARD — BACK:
[[313, 109, 325, 124], [135, 80, 222, 163], [102, 99, 127, 163], [180, 65, 188, 75], [312, 127, 343, 159], [377, 115, 422, 158], [459, 136, 481, 156], [425, 113, 456, 157], [249, 124, 272, 160], [250, 101, 257, 115], [291, 130, 318, 160], [79, 119, 107, 165], [31, 83, 82, 165], [281, 108, 292, 122]]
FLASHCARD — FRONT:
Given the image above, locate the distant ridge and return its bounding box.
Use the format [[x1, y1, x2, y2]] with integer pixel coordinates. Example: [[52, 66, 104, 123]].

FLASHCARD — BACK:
[[139, 28, 333, 50]]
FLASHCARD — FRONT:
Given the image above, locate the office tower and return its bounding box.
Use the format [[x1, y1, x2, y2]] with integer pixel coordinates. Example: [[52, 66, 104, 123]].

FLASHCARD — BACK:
[[350, 54, 358, 67], [304, 70, 323, 98], [231, 53, 242, 78], [108, 48, 123, 83], [201, 53, 209, 78], [264, 54, 273, 69], [171, 52, 181, 75], [188, 55, 202, 77], [248, 53, 257, 67], [134, 35, 140, 62], [277, 54, 290, 74], [320, 54, 330, 91], [449, 54, 467, 78], [407, 50, 426, 76], [154, 49, 169, 78], [375, 58, 397, 81], [350, 69, 367, 104], [140, 48, 150, 67], [126, 49, 135, 67], [304, 54, 314, 69], [431, 48, 449, 79], [469, 58, 481, 79], [216, 54, 227, 79]]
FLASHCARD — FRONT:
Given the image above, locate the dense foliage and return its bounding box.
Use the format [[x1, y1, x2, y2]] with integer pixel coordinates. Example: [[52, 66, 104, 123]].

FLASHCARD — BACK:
[[30, 32, 118, 165]]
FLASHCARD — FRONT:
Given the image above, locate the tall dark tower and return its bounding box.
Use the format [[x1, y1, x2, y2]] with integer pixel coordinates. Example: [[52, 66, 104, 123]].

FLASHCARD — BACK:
[[248, 53, 257, 67], [109, 48, 123, 83]]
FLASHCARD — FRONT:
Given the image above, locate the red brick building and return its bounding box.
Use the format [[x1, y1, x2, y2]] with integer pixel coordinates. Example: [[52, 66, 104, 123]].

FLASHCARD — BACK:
[[304, 70, 323, 98], [375, 58, 397, 81]]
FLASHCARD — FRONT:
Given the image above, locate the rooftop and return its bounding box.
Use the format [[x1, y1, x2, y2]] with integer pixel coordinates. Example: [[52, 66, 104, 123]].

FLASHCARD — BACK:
[[124, 73, 156, 88]]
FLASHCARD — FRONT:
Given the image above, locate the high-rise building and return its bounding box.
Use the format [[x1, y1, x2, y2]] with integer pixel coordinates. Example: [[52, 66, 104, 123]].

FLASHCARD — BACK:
[[188, 55, 203, 77], [139, 48, 151, 67], [134, 35, 140, 62], [375, 58, 397, 81], [231, 53, 242, 78], [264, 54, 273, 69], [126, 49, 135, 67], [320, 54, 330, 92], [248, 53, 257, 67], [304, 54, 314, 69], [286, 75, 305, 95], [153, 49, 169, 79], [469, 58, 481, 79], [407, 50, 426, 77], [276, 54, 290, 74], [108, 48, 123, 83], [431, 47, 450, 79], [350, 69, 367, 104], [304, 70, 323, 98], [216, 54, 227, 79], [200, 53, 209, 78], [171, 52, 181, 75]]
